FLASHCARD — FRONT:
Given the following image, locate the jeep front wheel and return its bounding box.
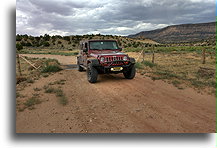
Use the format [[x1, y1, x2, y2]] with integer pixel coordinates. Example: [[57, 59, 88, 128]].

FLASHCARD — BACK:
[[123, 65, 136, 79], [87, 63, 98, 83]]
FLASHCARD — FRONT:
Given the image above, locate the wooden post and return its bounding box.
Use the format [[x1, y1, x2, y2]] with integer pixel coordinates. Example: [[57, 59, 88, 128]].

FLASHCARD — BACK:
[[142, 48, 145, 63], [16, 53, 22, 76], [152, 45, 155, 64], [202, 48, 206, 64]]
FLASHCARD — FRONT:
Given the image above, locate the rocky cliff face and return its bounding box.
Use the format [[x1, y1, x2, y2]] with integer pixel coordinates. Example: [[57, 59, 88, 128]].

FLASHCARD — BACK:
[[128, 22, 216, 43]]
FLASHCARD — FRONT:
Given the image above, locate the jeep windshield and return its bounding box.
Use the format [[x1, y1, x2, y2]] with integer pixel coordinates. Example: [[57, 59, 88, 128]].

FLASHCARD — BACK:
[[89, 41, 119, 50]]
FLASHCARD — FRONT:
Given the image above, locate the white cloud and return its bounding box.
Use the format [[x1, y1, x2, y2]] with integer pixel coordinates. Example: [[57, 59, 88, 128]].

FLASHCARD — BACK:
[[16, 0, 215, 36]]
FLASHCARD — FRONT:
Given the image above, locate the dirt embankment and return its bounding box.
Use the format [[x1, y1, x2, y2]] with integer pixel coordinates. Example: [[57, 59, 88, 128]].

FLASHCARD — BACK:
[[16, 54, 216, 133]]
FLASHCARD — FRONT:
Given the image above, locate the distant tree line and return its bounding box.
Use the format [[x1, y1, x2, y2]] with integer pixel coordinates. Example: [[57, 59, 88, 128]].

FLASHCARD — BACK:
[[16, 33, 178, 51]]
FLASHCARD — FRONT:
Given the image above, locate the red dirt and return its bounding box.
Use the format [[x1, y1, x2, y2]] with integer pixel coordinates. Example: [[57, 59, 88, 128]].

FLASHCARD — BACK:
[[16, 54, 216, 133]]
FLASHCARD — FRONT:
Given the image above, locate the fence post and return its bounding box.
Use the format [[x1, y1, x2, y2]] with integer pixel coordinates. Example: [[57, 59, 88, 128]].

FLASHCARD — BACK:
[[152, 45, 155, 64], [142, 47, 145, 63], [202, 48, 206, 64], [16, 53, 22, 76]]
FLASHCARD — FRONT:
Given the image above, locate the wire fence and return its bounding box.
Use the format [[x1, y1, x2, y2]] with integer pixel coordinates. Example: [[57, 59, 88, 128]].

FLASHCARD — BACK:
[[135, 46, 216, 65]]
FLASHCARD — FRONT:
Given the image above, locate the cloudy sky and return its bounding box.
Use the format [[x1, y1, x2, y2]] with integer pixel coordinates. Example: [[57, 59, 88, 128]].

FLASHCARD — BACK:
[[16, 0, 215, 36]]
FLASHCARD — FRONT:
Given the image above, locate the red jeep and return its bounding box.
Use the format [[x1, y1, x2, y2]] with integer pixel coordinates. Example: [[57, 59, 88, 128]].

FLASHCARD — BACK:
[[77, 40, 136, 83]]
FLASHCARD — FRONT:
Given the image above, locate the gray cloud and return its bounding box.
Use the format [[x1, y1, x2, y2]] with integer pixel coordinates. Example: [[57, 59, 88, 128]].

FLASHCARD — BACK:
[[16, 0, 215, 36]]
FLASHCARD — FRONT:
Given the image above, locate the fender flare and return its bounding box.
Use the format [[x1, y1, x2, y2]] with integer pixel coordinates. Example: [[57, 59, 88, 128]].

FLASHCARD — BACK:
[[129, 57, 135, 64]]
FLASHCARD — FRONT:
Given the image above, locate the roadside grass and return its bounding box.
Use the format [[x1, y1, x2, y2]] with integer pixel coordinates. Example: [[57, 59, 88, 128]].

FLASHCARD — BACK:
[[26, 78, 35, 83], [142, 61, 157, 68], [16, 57, 63, 111], [44, 87, 56, 93], [153, 70, 179, 79], [16, 91, 25, 98], [41, 59, 62, 73], [44, 85, 68, 105], [23, 97, 42, 110], [41, 65, 62, 73], [171, 80, 181, 86], [55, 89, 68, 105], [135, 62, 144, 69], [16, 57, 62, 86], [48, 79, 66, 85], [135, 61, 157, 69], [33, 87, 41, 91], [134, 51, 215, 94], [42, 73, 49, 77]]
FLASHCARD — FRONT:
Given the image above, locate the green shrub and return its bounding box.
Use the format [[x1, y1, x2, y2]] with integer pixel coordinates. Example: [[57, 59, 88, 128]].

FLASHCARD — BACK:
[[135, 62, 144, 69], [26, 78, 34, 83], [42, 65, 62, 73], [44, 87, 56, 93], [153, 70, 179, 79], [16, 43, 23, 51], [33, 87, 41, 91], [44, 86, 68, 105], [42, 41, 50, 47], [41, 59, 62, 73], [16, 34, 22, 41], [58, 95, 68, 105], [24, 97, 41, 108], [142, 61, 157, 68]]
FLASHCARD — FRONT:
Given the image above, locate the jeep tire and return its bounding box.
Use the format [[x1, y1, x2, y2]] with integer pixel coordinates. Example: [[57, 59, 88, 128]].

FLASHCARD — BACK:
[[123, 65, 136, 79], [87, 63, 98, 83]]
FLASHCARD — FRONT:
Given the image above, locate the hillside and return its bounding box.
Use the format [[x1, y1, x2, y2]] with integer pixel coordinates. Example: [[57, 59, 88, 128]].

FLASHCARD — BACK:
[[128, 22, 216, 44], [16, 34, 158, 51]]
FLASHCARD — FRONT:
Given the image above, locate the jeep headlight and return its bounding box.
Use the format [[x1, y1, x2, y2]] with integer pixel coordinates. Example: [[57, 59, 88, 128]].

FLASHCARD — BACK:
[[100, 57, 105, 62], [123, 56, 128, 61]]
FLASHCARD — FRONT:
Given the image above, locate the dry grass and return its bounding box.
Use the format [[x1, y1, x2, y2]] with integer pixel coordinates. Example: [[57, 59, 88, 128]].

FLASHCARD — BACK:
[[44, 85, 68, 105], [133, 52, 216, 94], [16, 57, 62, 85]]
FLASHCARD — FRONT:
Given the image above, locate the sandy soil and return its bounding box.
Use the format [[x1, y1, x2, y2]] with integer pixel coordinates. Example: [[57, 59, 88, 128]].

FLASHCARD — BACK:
[[16, 54, 216, 133]]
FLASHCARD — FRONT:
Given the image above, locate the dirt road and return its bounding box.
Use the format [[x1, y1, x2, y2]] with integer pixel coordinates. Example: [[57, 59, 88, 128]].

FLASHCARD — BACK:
[[16, 54, 216, 133]]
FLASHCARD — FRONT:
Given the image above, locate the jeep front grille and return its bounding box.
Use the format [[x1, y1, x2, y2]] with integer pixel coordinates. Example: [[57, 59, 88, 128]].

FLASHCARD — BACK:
[[103, 56, 124, 66], [105, 56, 123, 62]]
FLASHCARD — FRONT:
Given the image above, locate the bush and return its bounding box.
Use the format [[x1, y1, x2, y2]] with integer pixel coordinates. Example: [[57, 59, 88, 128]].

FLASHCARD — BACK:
[[41, 59, 62, 73], [42, 41, 50, 47], [43, 34, 50, 41], [42, 65, 62, 73], [16, 34, 22, 41], [24, 97, 41, 108], [16, 43, 23, 51], [63, 36, 70, 41], [44, 86, 68, 105], [25, 41, 32, 47]]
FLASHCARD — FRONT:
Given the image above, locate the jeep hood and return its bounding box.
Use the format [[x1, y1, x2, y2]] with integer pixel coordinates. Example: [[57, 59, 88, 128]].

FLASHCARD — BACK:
[[90, 51, 128, 58]]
